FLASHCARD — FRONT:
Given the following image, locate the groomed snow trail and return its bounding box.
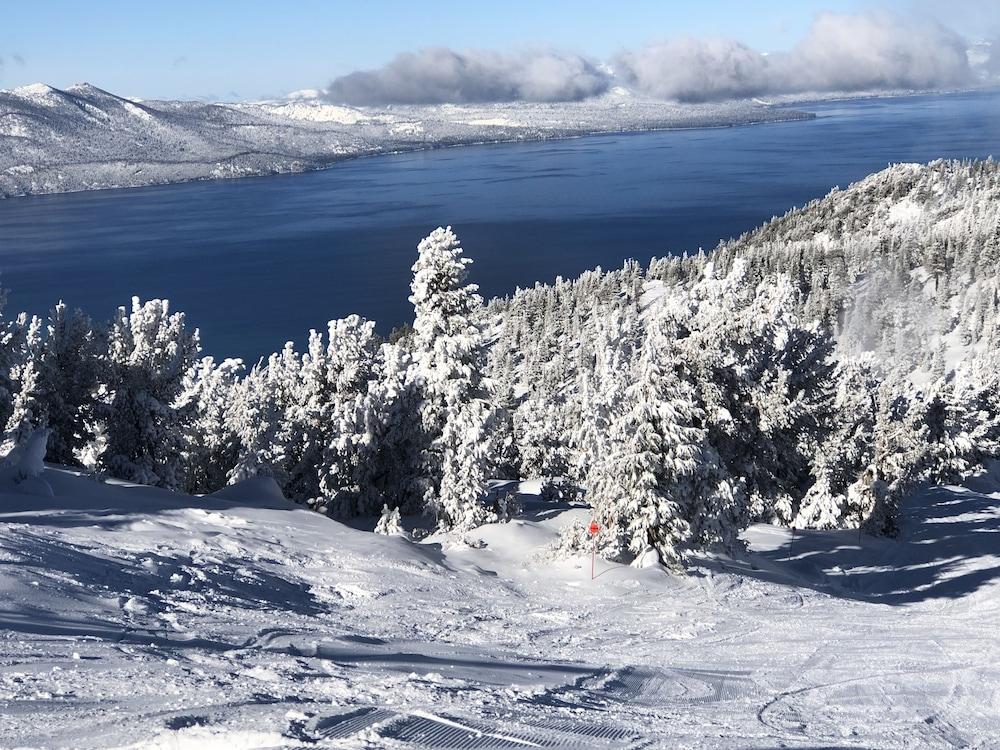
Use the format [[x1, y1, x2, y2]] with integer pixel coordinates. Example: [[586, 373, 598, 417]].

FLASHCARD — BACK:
[[0, 469, 998, 748]]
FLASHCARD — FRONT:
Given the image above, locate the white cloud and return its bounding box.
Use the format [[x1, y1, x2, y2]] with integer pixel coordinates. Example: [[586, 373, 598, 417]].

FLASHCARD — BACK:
[[613, 37, 771, 103], [617, 12, 972, 101], [325, 48, 610, 105], [782, 11, 971, 92], [325, 12, 983, 106]]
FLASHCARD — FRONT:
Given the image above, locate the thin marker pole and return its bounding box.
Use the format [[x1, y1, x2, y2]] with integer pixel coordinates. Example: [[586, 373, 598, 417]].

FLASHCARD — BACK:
[[588, 520, 600, 580]]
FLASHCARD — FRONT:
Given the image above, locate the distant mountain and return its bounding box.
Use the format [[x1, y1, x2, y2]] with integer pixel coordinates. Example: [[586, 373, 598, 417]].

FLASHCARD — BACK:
[[0, 82, 810, 198]]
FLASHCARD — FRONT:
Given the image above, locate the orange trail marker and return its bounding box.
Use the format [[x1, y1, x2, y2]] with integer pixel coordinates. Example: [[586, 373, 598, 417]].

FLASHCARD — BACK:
[[587, 520, 600, 579]]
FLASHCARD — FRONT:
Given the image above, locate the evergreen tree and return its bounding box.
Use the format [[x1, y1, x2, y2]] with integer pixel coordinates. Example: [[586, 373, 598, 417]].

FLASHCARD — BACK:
[[281, 315, 380, 506], [363, 341, 426, 513], [581, 315, 743, 568], [661, 264, 835, 525], [374, 503, 407, 536], [851, 378, 929, 536], [2, 315, 43, 453], [180, 356, 244, 494], [227, 343, 300, 486], [438, 398, 498, 530], [37, 303, 102, 466], [0, 312, 38, 435], [795, 355, 881, 529], [408, 227, 497, 528], [97, 298, 199, 489]]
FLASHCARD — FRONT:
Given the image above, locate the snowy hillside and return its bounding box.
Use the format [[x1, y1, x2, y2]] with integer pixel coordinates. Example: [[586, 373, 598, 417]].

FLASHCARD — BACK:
[[0, 83, 810, 198], [2, 465, 999, 748]]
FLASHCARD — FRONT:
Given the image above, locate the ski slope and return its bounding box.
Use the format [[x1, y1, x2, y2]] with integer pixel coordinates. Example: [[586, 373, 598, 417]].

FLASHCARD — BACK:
[[0, 467, 998, 748]]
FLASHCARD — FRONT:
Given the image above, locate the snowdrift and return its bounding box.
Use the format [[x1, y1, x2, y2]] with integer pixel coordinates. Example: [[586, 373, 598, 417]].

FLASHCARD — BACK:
[[1, 464, 999, 747]]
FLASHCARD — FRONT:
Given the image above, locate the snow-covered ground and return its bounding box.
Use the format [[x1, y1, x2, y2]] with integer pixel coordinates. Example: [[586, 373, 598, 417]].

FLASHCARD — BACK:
[[1, 466, 997, 748], [0, 83, 812, 198]]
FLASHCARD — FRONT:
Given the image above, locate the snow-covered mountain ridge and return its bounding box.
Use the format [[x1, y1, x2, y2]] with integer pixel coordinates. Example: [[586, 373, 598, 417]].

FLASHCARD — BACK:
[[490, 159, 1000, 548], [0, 82, 811, 198]]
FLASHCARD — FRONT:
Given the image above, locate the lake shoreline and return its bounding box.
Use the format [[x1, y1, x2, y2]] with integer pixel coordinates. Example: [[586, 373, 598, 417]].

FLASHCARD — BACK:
[[0, 102, 814, 202], [4, 86, 996, 202]]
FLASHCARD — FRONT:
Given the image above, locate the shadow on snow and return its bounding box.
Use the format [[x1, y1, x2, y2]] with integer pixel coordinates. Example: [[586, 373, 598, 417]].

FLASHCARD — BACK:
[[716, 483, 1000, 606]]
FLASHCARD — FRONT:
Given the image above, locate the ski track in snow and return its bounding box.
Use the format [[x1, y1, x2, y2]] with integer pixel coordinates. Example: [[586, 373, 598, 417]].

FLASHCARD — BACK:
[[0, 469, 999, 748]]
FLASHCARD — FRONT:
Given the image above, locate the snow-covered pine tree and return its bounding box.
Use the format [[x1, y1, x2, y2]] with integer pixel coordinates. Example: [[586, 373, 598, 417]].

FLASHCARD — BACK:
[[359, 341, 425, 514], [514, 396, 572, 480], [318, 388, 379, 517], [97, 297, 199, 489], [374, 503, 407, 536], [278, 331, 329, 500], [227, 342, 300, 486], [304, 316, 381, 516], [917, 362, 1000, 484], [180, 356, 244, 494], [950, 349, 1000, 468], [579, 313, 743, 568], [33, 303, 102, 466], [437, 398, 498, 530], [851, 377, 930, 536], [408, 227, 497, 529], [0, 293, 17, 422], [795, 354, 882, 530], [2, 315, 43, 453], [569, 305, 639, 485], [661, 263, 835, 526], [273, 315, 380, 508], [484, 310, 523, 481]]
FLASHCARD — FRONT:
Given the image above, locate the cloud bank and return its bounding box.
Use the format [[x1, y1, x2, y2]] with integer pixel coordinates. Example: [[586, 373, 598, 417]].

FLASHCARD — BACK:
[[325, 11, 992, 106], [326, 48, 610, 105], [616, 12, 973, 102], [970, 39, 1000, 79], [784, 11, 971, 92], [613, 37, 771, 103]]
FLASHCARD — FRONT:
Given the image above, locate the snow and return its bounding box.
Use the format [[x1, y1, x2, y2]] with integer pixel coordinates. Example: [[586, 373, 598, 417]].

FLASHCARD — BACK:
[[10, 83, 58, 101], [887, 196, 925, 224], [264, 101, 367, 124], [1, 464, 998, 747], [0, 151, 997, 745], [4, 428, 50, 479], [284, 89, 324, 101], [390, 121, 425, 136], [209, 476, 286, 504], [934, 206, 972, 233], [638, 279, 669, 313], [463, 117, 520, 127]]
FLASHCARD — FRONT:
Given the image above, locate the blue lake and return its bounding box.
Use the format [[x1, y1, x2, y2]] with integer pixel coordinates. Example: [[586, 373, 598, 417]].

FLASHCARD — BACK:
[[1, 90, 999, 362]]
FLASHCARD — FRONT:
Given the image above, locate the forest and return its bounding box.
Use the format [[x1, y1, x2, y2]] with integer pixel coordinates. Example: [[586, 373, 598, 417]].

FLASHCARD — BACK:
[[3, 159, 999, 569]]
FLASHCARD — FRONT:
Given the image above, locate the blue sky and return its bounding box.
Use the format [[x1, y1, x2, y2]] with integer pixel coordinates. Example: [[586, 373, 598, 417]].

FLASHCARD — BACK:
[[0, 0, 992, 100]]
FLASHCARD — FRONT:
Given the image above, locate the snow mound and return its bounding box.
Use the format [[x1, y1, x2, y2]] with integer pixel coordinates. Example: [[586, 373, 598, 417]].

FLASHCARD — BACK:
[[5, 428, 51, 479], [210, 475, 288, 505], [0, 428, 54, 497]]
